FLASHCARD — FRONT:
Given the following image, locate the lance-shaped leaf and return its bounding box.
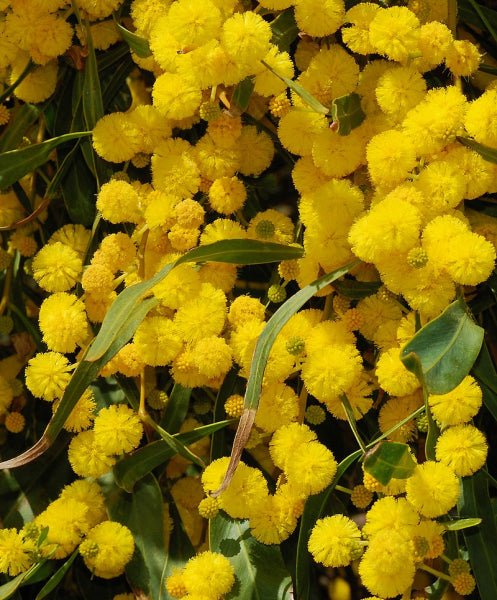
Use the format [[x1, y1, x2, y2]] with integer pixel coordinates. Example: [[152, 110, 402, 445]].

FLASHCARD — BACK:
[[86, 239, 304, 362], [332, 278, 381, 299], [211, 261, 359, 497], [457, 136, 497, 164], [363, 441, 416, 486], [0, 132, 91, 190], [209, 512, 293, 600], [270, 7, 298, 51], [443, 518, 482, 531], [232, 77, 255, 112], [35, 549, 79, 600], [331, 93, 365, 136], [400, 298, 484, 395], [114, 20, 152, 58], [459, 471, 497, 600], [261, 61, 329, 114]]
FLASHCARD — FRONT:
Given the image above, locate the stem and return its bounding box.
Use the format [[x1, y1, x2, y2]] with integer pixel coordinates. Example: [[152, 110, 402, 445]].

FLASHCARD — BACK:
[[0, 60, 35, 104], [335, 484, 353, 495], [0, 263, 13, 316], [298, 386, 308, 424], [340, 394, 366, 453], [366, 406, 424, 449], [419, 563, 451, 582], [467, 0, 497, 45]]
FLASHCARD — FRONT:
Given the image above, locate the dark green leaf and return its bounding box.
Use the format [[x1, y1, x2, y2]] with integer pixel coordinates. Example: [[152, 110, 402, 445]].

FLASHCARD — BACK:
[[459, 471, 497, 600], [270, 8, 298, 51], [457, 136, 497, 164], [400, 298, 484, 395], [58, 145, 96, 226], [0, 104, 41, 153], [113, 421, 234, 492], [212, 368, 239, 461], [83, 20, 104, 130], [295, 451, 362, 600], [331, 93, 365, 136], [35, 549, 79, 600], [332, 278, 381, 299], [232, 77, 255, 112], [459, 0, 497, 32], [363, 441, 417, 485], [261, 61, 329, 114], [114, 20, 151, 58], [0, 557, 52, 600], [443, 517, 482, 531], [209, 512, 293, 600], [0, 132, 91, 190], [106, 474, 167, 599], [86, 240, 304, 362], [472, 341, 497, 420], [160, 384, 192, 434]]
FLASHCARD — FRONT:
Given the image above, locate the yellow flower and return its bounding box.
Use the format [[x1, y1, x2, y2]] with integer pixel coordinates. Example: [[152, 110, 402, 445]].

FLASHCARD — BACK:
[[284, 440, 338, 496], [428, 376, 482, 426], [38, 292, 88, 354], [93, 404, 143, 455], [406, 461, 460, 518], [80, 521, 135, 579], [435, 424, 487, 476], [368, 6, 420, 63], [308, 514, 361, 567], [363, 496, 419, 540], [32, 241, 82, 292], [68, 430, 116, 478], [0, 529, 35, 576], [209, 176, 247, 215], [182, 551, 235, 599], [25, 352, 72, 402], [294, 0, 345, 38]]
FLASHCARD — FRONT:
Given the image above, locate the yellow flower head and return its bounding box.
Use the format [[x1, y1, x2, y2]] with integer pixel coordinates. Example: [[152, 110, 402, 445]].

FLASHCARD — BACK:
[[80, 521, 135, 579], [25, 352, 72, 402], [369, 6, 420, 63], [294, 0, 345, 38], [435, 424, 488, 477], [308, 514, 361, 567], [182, 551, 235, 599], [428, 375, 482, 426], [342, 2, 381, 55], [363, 496, 419, 540], [93, 404, 143, 455], [406, 461, 460, 518], [0, 529, 35, 575], [38, 292, 88, 354], [375, 347, 420, 397], [92, 112, 140, 163]]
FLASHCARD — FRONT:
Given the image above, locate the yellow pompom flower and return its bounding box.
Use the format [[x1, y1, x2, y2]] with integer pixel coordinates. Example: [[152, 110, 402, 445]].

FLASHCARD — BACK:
[[312, 127, 364, 179], [76, 0, 121, 19], [228, 296, 265, 329], [54, 389, 96, 433], [164, 0, 221, 48], [236, 126, 274, 176], [375, 347, 420, 397], [224, 394, 244, 418], [435, 424, 487, 477], [465, 89, 497, 148], [68, 431, 116, 478], [93, 404, 143, 455], [294, 0, 345, 37], [80, 521, 135, 579], [166, 570, 187, 598], [221, 11, 272, 71], [406, 461, 460, 518], [25, 352, 72, 402], [59, 479, 107, 529], [363, 496, 419, 540], [378, 391, 423, 442], [209, 176, 246, 215], [174, 284, 226, 343], [0, 529, 35, 575], [277, 110, 327, 157], [418, 21, 453, 67], [369, 6, 420, 63], [284, 441, 338, 496], [255, 382, 299, 433], [358, 530, 416, 598], [375, 66, 426, 123], [134, 316, 183, 366], [49, 224, 91, 258], [5, 412, 25, 433], [302, 344, 362, 403], [428, 376, 482, 426], [270, 423, 317, 471], [308, 514, 361, 567], [192, 336, 232, 379], [255, 46, 294, 97], [366, 129, 418, 189], [10, 55, 58, 104], [342, 2, 381, 55], [96, 180, 142, 225], [92, 112, 140, 163], [153, 262, 201, 309], [443, 231, 496, 286], [445, 39, 481, 77], [39, 293, 88, 354], [32, 241, 82, 292], [182, 551, 235, 599], [207, 113, 242, 148], [249, 489, 299, 545], [153, 73, 202, 120]]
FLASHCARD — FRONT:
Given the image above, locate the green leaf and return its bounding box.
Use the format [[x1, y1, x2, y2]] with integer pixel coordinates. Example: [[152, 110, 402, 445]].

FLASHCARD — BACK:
[[209, 512, 293, 600], [270, 8, 299, 51], [86, 240, 304, 362], [0, 557, 52, 600], [459, 471, 497, 600], [400, 298, 484, 395], [160, 384, 192, 434], [459, 0, 497, 32], [58, 145, 96, 226], [212, 368, 239, 461], [114, 421, 234, 492], [331, 93, 365, 136], [106, 474, 167, 599], [332, 278, 381, 299], [443, 517, 482, 531], [295, 451, 362, 600], [232, 77, 255, 112], [35, 549, 79, 600], [0, 132, 91, 190], [363, 441, 417, 486], [161, 502, 195, 597], [114, 20, 152, 58], [0, 103, 41, 153], [261, 61, 329, 114], [82, 19, 104, 131], [457, 136, 497, 164], [471, 342, 497, 421]]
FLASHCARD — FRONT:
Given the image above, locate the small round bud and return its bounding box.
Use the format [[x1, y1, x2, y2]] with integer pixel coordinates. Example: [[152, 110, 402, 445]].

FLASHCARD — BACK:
[[407, 247, 428, 269], [305, 404, 326, 425], [0, 104, 10, 126], [193, 398, 212, 415], [198, 496, 219, 519], [449, 558, 471, 577], [22, 522, 41, 541], [8, 379, 23, 397], [333, 294, 350, 315], [255, 220, 276, 239], [268, 284, 286, 303], [269, 93, 291, 119], [412, 535, 430, 560], [362, 472, 382, 492], [376, 286, 395, 302], [166, 572, 187, 599], [111, 171, 131, 182], [79, 539, 99, 559], [5, 412, 25, 433], [147, 389, 169, 410], [131, 153, 150, 168], [416, 413, 428, 433], [350, 484, 373, 509], [278, 259, 299, 281], [286, 336, 305, 356], [0, 249, 12, 270], [224, 394, 244, 418], [199, 101, 221, 122], [348, 541, 364, 561], [452, 572, 476, 596]]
